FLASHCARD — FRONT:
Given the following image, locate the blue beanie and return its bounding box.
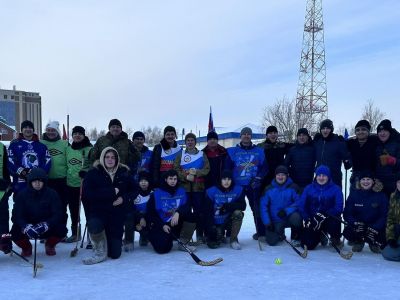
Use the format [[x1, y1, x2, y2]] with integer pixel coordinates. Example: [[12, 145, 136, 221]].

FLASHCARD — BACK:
[[315, 165, 331, 178]]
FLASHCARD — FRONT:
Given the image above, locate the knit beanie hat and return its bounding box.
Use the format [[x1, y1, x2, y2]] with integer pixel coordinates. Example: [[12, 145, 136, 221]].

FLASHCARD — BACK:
[[72, 126, 85, 135], [21, 120, 34, 131], [207, 131, 218, 141], [240, 127, 252, 136], [108, 119, 122, 129], [275, 165, 289, 175], [266, 126, 278, 134], [377, 119, 392, 133], [359, 170, 375, 180], [132, 131, 145, 140], [220, 169, 233, 180], [45, 121, 61, 136], [320, 119, 334, 132], [297, 128, 309, 136], [355, 120, 371, 131], [315, 165, 331, 178]]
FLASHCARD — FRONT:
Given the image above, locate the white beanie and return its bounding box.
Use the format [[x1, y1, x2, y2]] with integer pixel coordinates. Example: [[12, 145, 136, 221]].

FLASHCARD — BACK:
[[46, 121, 61, 136]]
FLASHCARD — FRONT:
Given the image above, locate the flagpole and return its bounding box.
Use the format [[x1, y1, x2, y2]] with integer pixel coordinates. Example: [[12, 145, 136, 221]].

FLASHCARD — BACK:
[[67, 114, 70, 140]]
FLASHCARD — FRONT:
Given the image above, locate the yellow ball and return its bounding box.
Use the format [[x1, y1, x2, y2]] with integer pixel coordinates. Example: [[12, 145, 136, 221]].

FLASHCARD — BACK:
[[274, 258, 282, 265]]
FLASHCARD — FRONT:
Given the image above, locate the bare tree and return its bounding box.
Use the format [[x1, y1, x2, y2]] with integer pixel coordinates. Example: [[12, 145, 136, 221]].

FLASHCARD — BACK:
[[125, 127, 134, 139], [141, 126, 163, 146], [88, 127, 98, 141], [361, 99, 385, 132]]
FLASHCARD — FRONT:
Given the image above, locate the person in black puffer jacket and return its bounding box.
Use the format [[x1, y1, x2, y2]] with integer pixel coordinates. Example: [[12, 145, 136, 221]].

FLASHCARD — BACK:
[[11, 168, 67, 257]]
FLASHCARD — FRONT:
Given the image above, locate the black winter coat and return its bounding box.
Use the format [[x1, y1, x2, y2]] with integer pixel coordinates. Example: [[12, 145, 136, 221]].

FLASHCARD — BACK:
[[284, 140, 316, 188], [346, 135, 379, 176], [314, 133, 351, 186], [202, 144, 228, 189]]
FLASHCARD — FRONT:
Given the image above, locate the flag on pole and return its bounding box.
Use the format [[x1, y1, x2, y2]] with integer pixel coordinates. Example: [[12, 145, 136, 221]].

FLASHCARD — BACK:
[[62, 124, 68, 140], [208, 106, 215, 132], [344, 128, 349, 140]]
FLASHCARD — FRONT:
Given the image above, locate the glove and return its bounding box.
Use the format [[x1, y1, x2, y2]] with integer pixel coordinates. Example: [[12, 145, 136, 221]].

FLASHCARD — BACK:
[[343, 160, 352, 170], [78, 170, 87, 179], [353, 221, 366, 233], [219, 203, 231, 215], [0, 233, 12, 254], [34, 222, 49, 236], [380, 154, 397, 166], [387, 239, 399, 249], [365, 227, 379, 244], [23, 224, 38, 239], [311, 213, 327, 231], [189, 168, 197, 176], [250, 177, 262, 189], [186, 174, 195, 182], [18, 168, 31, 180], [277, 209, 287, 219]]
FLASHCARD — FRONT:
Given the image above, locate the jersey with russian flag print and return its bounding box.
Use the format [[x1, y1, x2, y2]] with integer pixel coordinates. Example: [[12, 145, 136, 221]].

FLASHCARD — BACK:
[[180, 150, 204, 170], [160, 146, 181, 172], [134, 192, 152, 214]]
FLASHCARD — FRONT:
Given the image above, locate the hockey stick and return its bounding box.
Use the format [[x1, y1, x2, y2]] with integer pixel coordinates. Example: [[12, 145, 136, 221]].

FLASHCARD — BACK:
[[10, 249, 44, 268], [282, 238, 308, 258], [80, 223, 87, 248], [71, 184, 83, 257], [320, 231, 353, 260], [170, 232, 223, 266], [33, 238, 38, 277]]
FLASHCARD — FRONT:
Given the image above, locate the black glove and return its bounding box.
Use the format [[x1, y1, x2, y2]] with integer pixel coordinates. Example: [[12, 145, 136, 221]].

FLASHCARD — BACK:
[[387, 239, 399, 249], [277, 209, 287, 219], [34, 222, 49, 236], [0, 233, 12, 254], [343, 160, 352, 170], [78, 170, 87, 179], [219, 203, 231, 215], [311, 213, 327, 231], [23, 224, 38, 239], [365, 227, 379, 244], [353, 221, 366, 233], [250, 177, 262, 189]]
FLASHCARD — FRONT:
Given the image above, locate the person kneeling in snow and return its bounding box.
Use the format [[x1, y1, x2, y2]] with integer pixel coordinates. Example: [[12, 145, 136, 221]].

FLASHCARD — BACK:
[[382, 174, 400, 261], [146, 169, 196, 254], [205, 170, 246, 250], [11, 168, 67, 256], [82, 147, 134, 264], [343, 171, 388, 253], [297, 165, 343, 250], [259, 165, 303, 246]]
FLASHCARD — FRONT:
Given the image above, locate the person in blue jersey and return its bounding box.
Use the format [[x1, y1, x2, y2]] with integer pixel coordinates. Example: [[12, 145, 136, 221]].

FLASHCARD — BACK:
[[82, 147, 135, 264], [146, 169, 197, 254], [297, 165, 344, 250], [131, 131, 152, 181], [205, 170, 246, 250], [0, 141, 12, 254], [225, 127, 268, 241], [343, 170, 388, 253], [174, 133, 210, 243], [260, 165, 303, 246], [7, 120, 51, 195], [124, 171, 152, 251], [151, 126, 182, 187]]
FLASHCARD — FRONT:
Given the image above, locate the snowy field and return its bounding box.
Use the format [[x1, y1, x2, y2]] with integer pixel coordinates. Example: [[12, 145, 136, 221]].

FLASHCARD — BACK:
[[1, 196, 399, 300]]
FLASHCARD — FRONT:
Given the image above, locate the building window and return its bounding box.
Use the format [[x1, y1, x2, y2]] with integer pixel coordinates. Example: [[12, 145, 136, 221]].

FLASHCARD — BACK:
[[11, 95, 14, 99], [3, 95, 7, 99], [15, 96, 19, 101]]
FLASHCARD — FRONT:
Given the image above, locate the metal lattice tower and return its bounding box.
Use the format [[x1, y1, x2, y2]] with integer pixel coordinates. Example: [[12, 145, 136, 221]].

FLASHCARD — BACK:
[[295, 0, 328, 131]]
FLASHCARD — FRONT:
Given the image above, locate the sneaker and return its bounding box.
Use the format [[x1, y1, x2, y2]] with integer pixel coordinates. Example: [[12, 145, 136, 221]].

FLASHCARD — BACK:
[[351, 242, 365, 252], [291, 239, 301, 247], [124, 243, 134, 252], [369, 243, 381, 254], [230, 241, 241, 250]]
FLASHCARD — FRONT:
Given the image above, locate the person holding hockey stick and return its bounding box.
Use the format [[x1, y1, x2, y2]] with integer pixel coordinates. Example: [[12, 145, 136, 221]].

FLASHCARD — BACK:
[[297, 165, 344, 250], [343, 170, 388, 253], [146, 169, 197, 254], [205, 170, 246, 250], [82, 147, 135, 264], [259, 165, 303, 246], [11, 168, 67, 256]]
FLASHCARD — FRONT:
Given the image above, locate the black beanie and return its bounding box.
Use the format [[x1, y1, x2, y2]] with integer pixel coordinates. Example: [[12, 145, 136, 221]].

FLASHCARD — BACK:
[[377, 119, 392, 133], [297, 128, 309, 136], [355, 120, 371, 131], [108, 119, 122, 129], [220, 169, 233, 180], [359, 170, 375, 180], [72, 126, 85, 135], [132, 131, 145, 140], [185, 133, 197, 142], [21, 120, 34, 131], [207, 131, 218, 141], [320, 119, 334, 132], [275, 165, 289, 175], [266, 126, 278, 134], [163, 125, 176, 136]]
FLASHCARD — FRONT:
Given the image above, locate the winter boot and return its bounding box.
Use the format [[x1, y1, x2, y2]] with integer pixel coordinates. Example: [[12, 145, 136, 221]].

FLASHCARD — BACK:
[[15, 238, 32, 257], [351, 242, 365, 252], [369, 243, 382, 254], [45, 237, 62, 256], [229, 210, 243, 250], [330, 237, 344, 250], [82, 230, 108, 265], [178, 222, 196, 252], [320, 233, 328, 246], [124, 231, 134, 252], [139, 232, 149, 247]]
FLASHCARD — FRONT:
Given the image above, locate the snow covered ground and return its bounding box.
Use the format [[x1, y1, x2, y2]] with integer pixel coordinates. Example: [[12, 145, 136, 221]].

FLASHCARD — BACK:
[[2, 199, 399, 300]]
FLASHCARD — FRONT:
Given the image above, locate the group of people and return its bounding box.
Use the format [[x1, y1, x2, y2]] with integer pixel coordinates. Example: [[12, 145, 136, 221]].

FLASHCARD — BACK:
[[0, 116, 399, 265]]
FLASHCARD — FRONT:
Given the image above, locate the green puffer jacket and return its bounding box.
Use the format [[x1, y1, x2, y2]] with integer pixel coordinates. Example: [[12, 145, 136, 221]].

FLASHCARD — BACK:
[[66, 137, 93, 187], [40, 135, 68, 179], [89, 131, 139, 166], [386, 190, 400, 241]]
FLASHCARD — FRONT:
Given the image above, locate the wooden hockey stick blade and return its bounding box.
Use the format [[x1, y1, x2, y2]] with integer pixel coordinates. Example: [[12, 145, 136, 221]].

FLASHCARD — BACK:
[[197, 257, 223, 266], [70, 247, 79, 257], [11, 250, 44, 268], [339, 250, 353, 260]]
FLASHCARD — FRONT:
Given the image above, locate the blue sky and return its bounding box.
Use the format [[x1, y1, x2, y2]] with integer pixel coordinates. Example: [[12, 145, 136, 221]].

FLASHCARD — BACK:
[[0, 0, 399, 135]]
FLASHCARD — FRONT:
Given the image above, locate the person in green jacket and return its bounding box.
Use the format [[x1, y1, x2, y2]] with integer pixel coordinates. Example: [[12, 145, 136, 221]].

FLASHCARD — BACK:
[[40, 121, 69, 238], [64, 126, 93, 243]]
